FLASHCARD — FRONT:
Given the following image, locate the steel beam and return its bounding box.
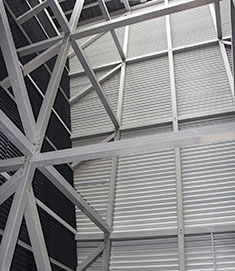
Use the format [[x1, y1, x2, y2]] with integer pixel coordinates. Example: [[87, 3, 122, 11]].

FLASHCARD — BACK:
[[71, 0, 221, 40], [214, 2, 223, 39], [97, 0, 125, 61], [70, 63, 122, 104], [0, 0, 36, 142], [0, 156, 25, 173], [24, 189, 52, 271], [71, 39, 120, 129], [32, 122, 235, 167], [17, 0, 49, 25], [77, 243, 104, 271], [231, 0, 235, 88], [0, 163, 35, 270], [40, 165, 111, 234], [0, 109, 36, 155], [69, 0, 85, 31], [0, 168, 24, 206]]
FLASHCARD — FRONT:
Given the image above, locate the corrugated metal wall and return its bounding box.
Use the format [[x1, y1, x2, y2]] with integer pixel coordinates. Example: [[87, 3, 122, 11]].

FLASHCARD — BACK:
[[71, 0, 235, 269]]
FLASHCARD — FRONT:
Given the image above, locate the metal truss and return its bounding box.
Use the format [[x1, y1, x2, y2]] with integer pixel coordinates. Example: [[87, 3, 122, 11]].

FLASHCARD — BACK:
[[0, 0, 234, 270]]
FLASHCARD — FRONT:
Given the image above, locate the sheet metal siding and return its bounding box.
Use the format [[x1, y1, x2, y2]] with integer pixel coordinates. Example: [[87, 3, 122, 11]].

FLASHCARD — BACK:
[[74, 158, 112, 234], [77, 242, 103, 271], [214, 233, 235, 270], [174, 44, 234, 118], [171, 5, 216, 48], [220, 0, 231, 38], [71, 71, 120, 137], [185, 235, 214, 271], [122, 57, 172, 129], [127, 17, 167, 58], [113, 149, 177, 233], [110, 238, 179, 271], [181, 141, 235, 229], [70, 28, 124, 73]]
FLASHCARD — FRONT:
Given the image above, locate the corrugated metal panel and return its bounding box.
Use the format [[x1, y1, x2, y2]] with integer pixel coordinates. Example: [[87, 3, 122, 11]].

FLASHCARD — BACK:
[[72, 134, 112, 147], [127, 17, 167, 58], [113, 149, 177, 233], [77, 242, 103, 271], [71, 71, 120, 137], [181, 141, 235, 229], [214, 232, 235, 270], [220, 0, 231, 38], [110, 238, 179, 271], [121, 124, 173, 139], [69, 28, 124, 73], [185, 234, 214, 271], [122, 56, 172, 129], [171, 5, 216, 48], [74, 158, 112, 234], [174, 44, 234, 118], [225, 45, 233, 75]]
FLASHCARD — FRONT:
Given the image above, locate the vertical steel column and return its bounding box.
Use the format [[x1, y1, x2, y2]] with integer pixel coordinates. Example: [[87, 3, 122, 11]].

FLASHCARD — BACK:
[[102, 25, 129, 271], [211, 233, 217, 271], [231, 0, 235, 88], [165, 1, 186, 270]]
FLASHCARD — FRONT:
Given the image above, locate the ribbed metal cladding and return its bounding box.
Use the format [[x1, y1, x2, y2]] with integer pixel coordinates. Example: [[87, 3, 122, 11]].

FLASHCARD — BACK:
[[220, 0, 231, 38], [77, 242, 103, 270], [71, 71, 120, 137], [174, 44, 235, 118], [185, 234, 214, 271], [122, 56, 172, 129], [113, 149, 177, 233], [110, 238, 179, 271], [214, 232, 235, 270], [225, 46, 233, 75], [127, 17, 167, 58], [181, 141, 235, 229], [69, 28, 124, 73], [170, 5, 216, 48], [74, 158, 112, 234]]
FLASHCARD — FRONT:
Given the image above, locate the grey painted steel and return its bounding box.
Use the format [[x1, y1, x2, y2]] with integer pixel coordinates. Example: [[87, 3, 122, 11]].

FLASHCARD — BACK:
[[0, 0, 36, 142], [71, 40, 120, 129], [0, 109, 36, 155], [0, 163, 35, 270], [17, 0, 49, 24], [69, 0, 85, 31], [40, 166, 111, 234], [97, 0, 125, 61], [32, 122, 235, 167], [76, 243, 104, 271], [36, 198, 77, 234], [0, 168, 24, 206], [17, 35, 64, 57], [215, 2, 223, 38], [0, 156, 25, 173], [36, 37, 71, 146], [211, 233, 217, 271], [24, 189, 52, 271], [102, 238, 110, 271], [231, 0, 235, 87], [71, 0, 221, 40]]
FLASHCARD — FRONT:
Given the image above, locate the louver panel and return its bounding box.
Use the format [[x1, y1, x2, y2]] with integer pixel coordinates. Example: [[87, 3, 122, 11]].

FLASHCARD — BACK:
[[74, 158, 112, 234], [113, 149, 177, 233], [185, 235, 214, 271], [214, 232, 235, 270], [122, 56, 172, 129], [71, 71, 120, 137], [77, 242, 103, 271], [110, 238, 179, 271], [127, 17, 167, 58], [69, 28, 124, 73], [174, 44, 234, 118], [171, 5, 216, 48], [181, 141, 235, 229], [220, 0, 231, 38]]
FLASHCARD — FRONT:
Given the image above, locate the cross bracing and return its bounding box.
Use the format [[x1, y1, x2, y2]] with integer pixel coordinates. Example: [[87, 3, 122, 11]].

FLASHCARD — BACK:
[[0, 0, 234, 270]]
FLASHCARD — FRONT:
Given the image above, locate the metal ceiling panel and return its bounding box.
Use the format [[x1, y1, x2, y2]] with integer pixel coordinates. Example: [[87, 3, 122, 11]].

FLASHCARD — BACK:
[[122, 56, 172, 129], [174, 44, 235, 118], [181, 141, 235, 229], [220, 0, 231, 38], [171, 5, 216, 48], [113, 149, 177, 233]]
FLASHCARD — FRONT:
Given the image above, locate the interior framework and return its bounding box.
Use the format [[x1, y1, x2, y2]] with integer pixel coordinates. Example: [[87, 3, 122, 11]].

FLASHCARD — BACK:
[[0, 0, 234, 270]]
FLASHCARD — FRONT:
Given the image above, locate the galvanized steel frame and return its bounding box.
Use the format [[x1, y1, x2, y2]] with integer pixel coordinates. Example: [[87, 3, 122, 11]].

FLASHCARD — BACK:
[[0, 0, 234, 270]]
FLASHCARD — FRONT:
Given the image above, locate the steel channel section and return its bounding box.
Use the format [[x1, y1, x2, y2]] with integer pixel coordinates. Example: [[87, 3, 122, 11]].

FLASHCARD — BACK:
[[211, 233, 217, 271], [165, 1, 186, 269], [231, 0, 235, 88]]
